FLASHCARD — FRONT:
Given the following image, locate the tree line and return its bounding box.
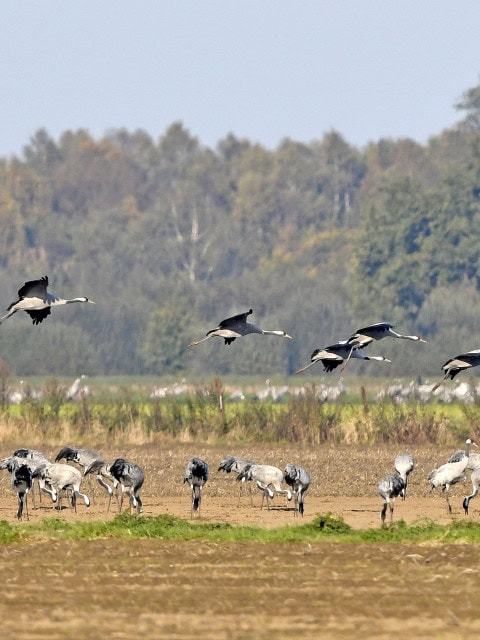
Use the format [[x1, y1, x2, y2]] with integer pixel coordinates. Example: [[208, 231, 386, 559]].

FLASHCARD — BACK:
[[1, 79, 480, 379]]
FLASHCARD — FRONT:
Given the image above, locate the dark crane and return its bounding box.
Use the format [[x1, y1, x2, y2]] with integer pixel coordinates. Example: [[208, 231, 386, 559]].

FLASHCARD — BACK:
[[184, 457, 209, 517]]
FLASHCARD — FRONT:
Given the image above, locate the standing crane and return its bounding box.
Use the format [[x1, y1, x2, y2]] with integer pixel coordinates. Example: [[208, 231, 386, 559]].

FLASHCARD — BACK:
[[295, 340, 391, 375], [184, 457, 209, 517], [217, 455, 255, 506], [189, 309, 292, 346], [463, 466, 480, 515], [0, 458, 33, 520], [394, 454, 415, 500], [378, 474, 406, 524], [432, 350, 480, 391], [428, 438, 476, 513], [0, 275, 95, 325], [283, 463, 311, 516], [108, 458, 145, 514], [236, 464, 292, 510]]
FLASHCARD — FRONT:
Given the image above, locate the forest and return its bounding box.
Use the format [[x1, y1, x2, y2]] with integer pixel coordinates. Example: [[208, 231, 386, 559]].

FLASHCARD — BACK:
[[1, 78, 480, 380]]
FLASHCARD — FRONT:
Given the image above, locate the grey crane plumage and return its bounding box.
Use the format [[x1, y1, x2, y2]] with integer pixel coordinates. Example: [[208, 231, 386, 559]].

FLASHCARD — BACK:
[[394, 454, 415, 500], [432, 350, 480, 391], [13, 448, 52, 504], [428, 438, 476, 513], [184, 457, 209, 517], [236, 463, 292, 510], [0, 275, 95, 325], [0, 457, 33, 520], [341, 322, 426, 372], [217, 455, 255, 506], [463, 466, 480, 515], [55, 445, 115, 498], [283, 463, 311, 516], [347, 322, 426, 348], [295, 340, 391, 375], [108, 458, 145, 513], [32, 463, 90, 511], [378, 474, 406, 524], [189, 309, 292, 346]]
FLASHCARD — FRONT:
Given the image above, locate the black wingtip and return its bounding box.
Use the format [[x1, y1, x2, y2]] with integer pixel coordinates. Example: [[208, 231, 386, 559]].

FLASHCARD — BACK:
[[248, 308, 253, 315]]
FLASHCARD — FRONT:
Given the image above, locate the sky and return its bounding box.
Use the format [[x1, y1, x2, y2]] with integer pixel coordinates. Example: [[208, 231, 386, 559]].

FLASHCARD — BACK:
[[1, 1, 479, 157]]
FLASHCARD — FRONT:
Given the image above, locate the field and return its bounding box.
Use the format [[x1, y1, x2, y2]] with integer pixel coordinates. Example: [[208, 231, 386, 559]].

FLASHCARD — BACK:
[[1, 441, 480, 639]]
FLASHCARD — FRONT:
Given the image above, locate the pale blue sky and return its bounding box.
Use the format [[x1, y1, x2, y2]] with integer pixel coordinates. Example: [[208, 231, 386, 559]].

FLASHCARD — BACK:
[[1, 1, 479, 157]]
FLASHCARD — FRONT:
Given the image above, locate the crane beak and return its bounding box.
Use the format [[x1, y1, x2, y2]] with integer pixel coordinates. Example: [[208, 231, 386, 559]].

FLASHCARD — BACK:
[[418, 337, 427, 343], [285, 333, 293, 339]]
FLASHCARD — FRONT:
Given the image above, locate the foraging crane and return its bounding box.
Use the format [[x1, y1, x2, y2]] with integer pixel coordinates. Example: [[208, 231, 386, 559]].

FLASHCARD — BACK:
[[295, 340, 391, 375], [32, 463, 90, 512], [0, 275, 95, 325], [189, 309, 292, 346], [3, 454, 51, 507], [184, 457, 209, 517], [13, 448, 53, 504], [432, 350, 480, 391], [0, 457, 33, 520], [283, 463, 311, 516], [428, 438, 476, 513], [463, 466, 480, 515], [107, 458, 144, 514], [84, 459, 117, 501], [236, 464, 292, 510], [55, 446, 114, 496], [12, 464, 33, 521], [217, 455, 255, 506], [394, 454, 415, 500], [378, 474, 405, 524]]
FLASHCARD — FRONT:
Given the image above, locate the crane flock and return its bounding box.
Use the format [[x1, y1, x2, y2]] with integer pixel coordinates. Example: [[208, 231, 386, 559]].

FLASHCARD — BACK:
[[1, 278, 480, 527]]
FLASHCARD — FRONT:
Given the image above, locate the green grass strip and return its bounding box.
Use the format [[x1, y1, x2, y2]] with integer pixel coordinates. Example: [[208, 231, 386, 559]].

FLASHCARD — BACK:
[[2, 513, 480, 545]]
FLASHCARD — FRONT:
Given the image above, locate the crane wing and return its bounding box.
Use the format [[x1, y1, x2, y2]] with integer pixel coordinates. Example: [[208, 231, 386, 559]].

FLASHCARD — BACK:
[[217, 309, 253, 329], [18, 276, 49, 299], [25, 307, 51, 325]]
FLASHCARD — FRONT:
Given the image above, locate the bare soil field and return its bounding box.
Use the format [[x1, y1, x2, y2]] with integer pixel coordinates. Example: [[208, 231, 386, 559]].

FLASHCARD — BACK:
[[0, 442, 479, 639]]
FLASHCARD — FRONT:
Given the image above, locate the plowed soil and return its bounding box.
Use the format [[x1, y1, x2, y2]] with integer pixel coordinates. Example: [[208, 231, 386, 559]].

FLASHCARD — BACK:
[[0, 442, 478, 639]]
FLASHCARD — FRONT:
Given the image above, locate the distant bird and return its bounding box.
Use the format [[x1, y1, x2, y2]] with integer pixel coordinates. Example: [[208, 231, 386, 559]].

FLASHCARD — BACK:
[[394, 454, 415, 500], [378, 474, 405, 524], [283, 463, 311, 516], [0, 275, 94, 325], [236, 464, 292, 510], [217, 455, 255, 506], [32, 463, 90, 512], [428, 438, 476, 513], [108, 458, 145, 514], [295, 341, 391, 375], [189, 309, 292, 346], [65, 375, 89, 400], [184, 457, 209, 517], [432, 350, 480, 391], [463, 467, 480, 515]]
